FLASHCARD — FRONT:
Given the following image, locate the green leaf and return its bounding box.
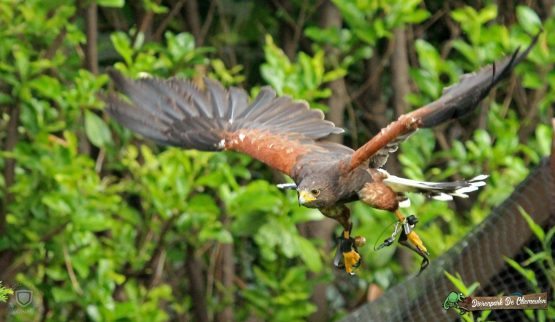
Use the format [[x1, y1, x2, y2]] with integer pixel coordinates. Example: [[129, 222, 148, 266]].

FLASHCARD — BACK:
[[0, 282, 13, 303], [444, 271, 476, 295], [86, 305, 102, 322], [535, 124, 552, 157], [253, 266, 279, 290], [295, 236, 322, 273], [415, 39, 441, 73], [505, 256, 538, 288], [85, 110, 112, 148], [166, 32, 195, 59], [111, 32, 133, 65], [323, 68, 347, 83], [144, 0, 167, 13], [518, 206, 545, 241], [13, 47, 30, 80], [451, 40, 479, 66], [523, 71, 544, 89], [477, 4, 497, 24], [405, 9, 430, 23], [451, 6, 477, 24], [522, 251, 547, 266], [29, 75, 62, 99], [97, 0, 125, 8], [290, 207, 323, 223], [517, 6, 542, 35], [52, 287, 77, 303]]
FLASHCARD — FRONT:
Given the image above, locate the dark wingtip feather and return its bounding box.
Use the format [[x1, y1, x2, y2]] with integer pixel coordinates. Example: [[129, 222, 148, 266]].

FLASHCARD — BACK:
[[417, 32, 539, 128], [107, 68, 127, 90]]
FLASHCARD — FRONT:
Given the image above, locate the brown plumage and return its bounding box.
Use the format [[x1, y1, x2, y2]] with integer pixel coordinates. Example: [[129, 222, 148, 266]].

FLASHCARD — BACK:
[[106, 35, 537, 274]]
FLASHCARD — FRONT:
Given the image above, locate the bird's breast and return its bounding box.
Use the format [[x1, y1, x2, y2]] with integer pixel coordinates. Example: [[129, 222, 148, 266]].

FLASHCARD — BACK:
[[336, 166, 374, 202]]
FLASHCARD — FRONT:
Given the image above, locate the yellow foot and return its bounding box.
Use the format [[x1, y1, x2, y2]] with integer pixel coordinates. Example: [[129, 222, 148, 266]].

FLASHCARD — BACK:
[[343, 250, 361, 275], [395, 210, 428, 255], [407, 231, 428, 254], [333, 228, 365, 274]]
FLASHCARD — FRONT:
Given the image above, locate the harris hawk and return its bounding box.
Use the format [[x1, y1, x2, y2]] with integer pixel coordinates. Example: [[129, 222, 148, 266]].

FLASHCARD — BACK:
[[106, 36, 537, 275]]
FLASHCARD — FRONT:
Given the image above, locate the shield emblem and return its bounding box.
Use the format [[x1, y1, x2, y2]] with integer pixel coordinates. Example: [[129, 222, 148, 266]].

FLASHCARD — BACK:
[[15, 290, 32, 307]]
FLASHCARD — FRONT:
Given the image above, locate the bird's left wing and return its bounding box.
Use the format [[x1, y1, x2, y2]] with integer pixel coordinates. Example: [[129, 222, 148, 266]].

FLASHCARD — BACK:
[[348, 34, 538, 171], [106, 70, 345, 177]]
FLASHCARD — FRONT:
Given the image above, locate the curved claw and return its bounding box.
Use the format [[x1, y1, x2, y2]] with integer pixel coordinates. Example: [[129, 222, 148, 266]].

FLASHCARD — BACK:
[[400, 239, 429, 273], [399, 232, 429, 274], [395, 211, 429, 274]]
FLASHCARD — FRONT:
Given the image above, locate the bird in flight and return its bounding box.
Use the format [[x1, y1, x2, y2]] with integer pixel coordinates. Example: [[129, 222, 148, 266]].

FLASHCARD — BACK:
[[106, 36, 537, 275]]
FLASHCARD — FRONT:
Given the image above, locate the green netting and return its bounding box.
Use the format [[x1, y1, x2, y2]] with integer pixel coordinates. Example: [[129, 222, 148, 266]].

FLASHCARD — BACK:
[[342, 159, 554, 322]]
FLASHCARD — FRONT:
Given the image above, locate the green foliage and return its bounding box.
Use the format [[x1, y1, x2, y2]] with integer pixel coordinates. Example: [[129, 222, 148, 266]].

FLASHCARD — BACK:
[[444, 272, 480, 297], [398, 4, 554, 259], [517, 6, 543, 35], [503, 209, 555, 322], [332, 0, 429, 45], [0, 0, 554, 321], [111, 31, 212, 78], [444, 272, 492, 322], [97, 0, 125, 8], [241, 266, 319, 322], [0, 282, 13, 303], [261, 35, 344, 109]]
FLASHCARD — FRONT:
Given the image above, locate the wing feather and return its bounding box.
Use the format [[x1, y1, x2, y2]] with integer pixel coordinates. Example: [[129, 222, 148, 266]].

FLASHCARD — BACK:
[[106, 70, 345, 176], [348, 34, 538, 171]]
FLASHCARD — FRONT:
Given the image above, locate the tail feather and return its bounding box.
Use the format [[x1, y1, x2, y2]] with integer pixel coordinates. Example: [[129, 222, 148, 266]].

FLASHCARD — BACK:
[[381, 170, 488, 202]]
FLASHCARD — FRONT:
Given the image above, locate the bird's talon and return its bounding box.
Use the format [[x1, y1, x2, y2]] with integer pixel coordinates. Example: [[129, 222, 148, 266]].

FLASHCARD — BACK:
[[407, 231, 428, 254], [419, 255, 430, 273], [396, 211, 430, 273], [343, 249, 361, 274], [334, 229, 364, 274]]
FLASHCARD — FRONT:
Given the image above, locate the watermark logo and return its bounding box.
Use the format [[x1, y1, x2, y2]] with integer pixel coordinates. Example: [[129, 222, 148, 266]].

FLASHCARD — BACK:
[[443, 292, 471, 315], [15, 289, 32, 307], [443, 291, 548, 315], [5, 286, 36, 316]]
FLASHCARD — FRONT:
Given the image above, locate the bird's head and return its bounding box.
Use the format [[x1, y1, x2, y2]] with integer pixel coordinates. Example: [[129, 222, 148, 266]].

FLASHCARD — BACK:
[[297, 177, 335, 208]]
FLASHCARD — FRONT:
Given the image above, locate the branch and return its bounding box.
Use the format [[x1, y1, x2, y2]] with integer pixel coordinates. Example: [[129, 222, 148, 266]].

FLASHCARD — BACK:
[[215, 215, 234, 322], [199, 0, 216, 46], [85, 2, 99, 74], [391, 27, 410, 117], [214, 0, 237, 65], [63, 245, 84, 295], [43, 27, 68, 60], [40, 221, 70, 243], [145, 215, 177, 288], [185, 243, 209, 322], [135, 0, 161, 42], [1, 104, 19, 235], [184, 0, 202, 42], [153, 0, 187, 41]]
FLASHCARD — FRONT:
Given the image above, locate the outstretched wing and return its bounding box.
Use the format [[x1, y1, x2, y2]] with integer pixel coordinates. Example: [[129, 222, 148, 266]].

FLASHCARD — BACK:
[[349, 34, 539, 171], [106, 70, 344, 176]]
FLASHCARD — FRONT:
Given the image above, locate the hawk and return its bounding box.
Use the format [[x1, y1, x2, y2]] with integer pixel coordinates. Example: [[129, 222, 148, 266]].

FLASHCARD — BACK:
[[106, 36, 536, 274]]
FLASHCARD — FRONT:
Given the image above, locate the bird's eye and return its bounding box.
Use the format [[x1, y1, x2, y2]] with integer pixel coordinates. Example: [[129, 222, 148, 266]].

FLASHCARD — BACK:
[[311, 189, 320, 197]]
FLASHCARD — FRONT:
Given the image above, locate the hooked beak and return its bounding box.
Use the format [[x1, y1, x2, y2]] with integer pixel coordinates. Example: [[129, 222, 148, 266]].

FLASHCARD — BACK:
[[298, 190, 316, 205]]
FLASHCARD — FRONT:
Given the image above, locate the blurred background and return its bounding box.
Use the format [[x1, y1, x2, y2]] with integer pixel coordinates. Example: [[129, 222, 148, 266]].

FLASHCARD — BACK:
[[0, 0, 553, 321]]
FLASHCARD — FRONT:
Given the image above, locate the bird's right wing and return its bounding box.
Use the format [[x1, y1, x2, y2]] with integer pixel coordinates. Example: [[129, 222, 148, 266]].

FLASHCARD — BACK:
[[106, 70, 345, 177], [349, 33, 539, 171]]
